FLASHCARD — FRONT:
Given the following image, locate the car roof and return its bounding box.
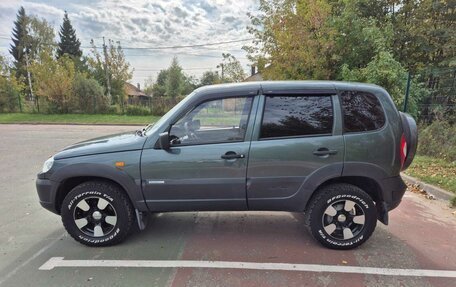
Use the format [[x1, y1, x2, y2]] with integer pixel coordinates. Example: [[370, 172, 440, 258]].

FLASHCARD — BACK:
[[195, 80, 388, 97]]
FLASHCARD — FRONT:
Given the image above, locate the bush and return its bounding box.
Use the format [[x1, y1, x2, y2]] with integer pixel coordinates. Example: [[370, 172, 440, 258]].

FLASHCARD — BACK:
[[125, 105, 151, 116], [107, 104, 121, 114], [73, 74, 109, 113], [418, 121, 456, 162], [150, 96, 184, 116]]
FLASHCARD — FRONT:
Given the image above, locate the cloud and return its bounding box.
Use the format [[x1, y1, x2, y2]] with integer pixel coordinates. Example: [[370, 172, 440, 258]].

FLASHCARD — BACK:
[[0, 0, 259, 84]]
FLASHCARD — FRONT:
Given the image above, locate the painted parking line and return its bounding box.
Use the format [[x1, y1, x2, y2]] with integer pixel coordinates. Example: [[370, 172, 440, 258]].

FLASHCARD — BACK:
[[39, 257, 456, 278]]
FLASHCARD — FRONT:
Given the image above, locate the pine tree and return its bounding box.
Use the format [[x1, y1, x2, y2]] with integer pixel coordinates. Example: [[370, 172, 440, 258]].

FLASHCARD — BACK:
[[9, 6, 28, 80], [57, 11, 82, 59]]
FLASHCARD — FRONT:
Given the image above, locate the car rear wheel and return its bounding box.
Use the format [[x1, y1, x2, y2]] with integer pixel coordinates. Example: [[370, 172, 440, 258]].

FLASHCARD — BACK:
[[61, 181, 134, 247], [305, 183, 377, 250]]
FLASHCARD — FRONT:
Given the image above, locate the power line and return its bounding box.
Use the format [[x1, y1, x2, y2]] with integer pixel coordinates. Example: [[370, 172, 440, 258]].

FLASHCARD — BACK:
[[106, 38, 254, 50], [0, 37, 253, 50], [133, 67, 215, 72]]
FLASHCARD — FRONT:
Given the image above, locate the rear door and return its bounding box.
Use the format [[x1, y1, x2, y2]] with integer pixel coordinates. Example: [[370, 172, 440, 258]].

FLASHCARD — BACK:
[[246, 91, 344, 211]]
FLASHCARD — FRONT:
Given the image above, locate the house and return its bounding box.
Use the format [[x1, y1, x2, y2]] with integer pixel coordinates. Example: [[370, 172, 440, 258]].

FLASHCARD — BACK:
[[124, 82, 151, 106], [244, 66, 263, 82]]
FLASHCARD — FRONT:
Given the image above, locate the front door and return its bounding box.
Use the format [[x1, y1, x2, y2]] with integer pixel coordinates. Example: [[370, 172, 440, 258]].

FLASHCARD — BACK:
[[141, 95, 256, 211]]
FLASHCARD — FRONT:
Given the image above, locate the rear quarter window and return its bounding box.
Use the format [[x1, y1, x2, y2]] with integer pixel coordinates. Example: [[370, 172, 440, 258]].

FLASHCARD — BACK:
[[260, 95, 333, 139], [340, 91, 386, 133]]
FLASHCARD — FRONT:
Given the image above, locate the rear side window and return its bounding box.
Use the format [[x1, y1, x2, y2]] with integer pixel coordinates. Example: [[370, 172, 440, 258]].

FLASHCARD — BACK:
[[341, 91, 386, 133], [260, 95, 333, 139]]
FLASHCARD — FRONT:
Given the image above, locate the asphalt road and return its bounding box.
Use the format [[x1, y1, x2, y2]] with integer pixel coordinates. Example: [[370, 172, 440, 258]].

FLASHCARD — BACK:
[[0, 124, 455, 287]]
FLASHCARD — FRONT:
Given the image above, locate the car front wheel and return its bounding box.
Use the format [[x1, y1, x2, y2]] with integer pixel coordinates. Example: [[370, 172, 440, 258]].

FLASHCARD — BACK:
[[61, 181, 134, 247], [305, 183, 377, 250]]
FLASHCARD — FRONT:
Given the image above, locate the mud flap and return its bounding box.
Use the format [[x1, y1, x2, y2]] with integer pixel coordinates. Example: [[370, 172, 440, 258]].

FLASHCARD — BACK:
[[135, 209, 148, 231], [377, 201, 389, 225]]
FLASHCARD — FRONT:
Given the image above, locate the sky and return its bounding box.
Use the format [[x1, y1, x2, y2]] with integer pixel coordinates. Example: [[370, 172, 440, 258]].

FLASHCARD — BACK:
[[0, 0, 259, 87]]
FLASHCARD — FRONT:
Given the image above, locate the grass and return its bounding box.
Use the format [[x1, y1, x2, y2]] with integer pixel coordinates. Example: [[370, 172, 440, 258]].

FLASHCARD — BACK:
[[0, 113, 161, 125], [405, 155, 456, 194]]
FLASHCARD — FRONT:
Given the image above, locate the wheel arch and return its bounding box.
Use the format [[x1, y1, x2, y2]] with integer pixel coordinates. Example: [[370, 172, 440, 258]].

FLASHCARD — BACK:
[[55, 176, 130, 214], [50, 163, 148, 214], [304, 175, 388, 225]]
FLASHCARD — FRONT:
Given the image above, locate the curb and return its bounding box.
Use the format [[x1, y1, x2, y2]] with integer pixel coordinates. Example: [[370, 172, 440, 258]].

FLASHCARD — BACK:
[[401, 173, 454, 201]]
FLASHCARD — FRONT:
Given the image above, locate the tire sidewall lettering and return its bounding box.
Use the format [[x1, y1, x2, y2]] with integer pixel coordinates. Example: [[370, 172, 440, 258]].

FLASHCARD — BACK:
[[67, 190, 115, 210], [326, 194, 369, 209], [77, 227, 121, 243]]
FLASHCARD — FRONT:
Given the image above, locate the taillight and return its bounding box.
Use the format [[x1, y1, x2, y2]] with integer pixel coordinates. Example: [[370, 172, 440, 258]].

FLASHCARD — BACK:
[[400, 134, 407, 170]]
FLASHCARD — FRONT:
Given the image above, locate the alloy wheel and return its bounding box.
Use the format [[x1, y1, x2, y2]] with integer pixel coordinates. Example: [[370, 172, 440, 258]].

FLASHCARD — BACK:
[[321, 199, 366, 240], [73, 196, 117, 237]]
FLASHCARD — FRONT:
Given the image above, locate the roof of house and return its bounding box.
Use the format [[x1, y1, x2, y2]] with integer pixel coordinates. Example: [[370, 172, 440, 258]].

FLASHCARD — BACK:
[[124, 82, 148, 97], [244, 72, 263, 82]]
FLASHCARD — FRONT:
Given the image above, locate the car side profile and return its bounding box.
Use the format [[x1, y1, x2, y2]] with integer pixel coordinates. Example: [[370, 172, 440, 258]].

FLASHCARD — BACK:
[[36, 81, 417, 250]]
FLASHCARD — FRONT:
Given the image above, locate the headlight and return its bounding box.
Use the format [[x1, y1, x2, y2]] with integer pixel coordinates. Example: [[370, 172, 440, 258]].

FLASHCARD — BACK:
[[42, 157, 54, 173]]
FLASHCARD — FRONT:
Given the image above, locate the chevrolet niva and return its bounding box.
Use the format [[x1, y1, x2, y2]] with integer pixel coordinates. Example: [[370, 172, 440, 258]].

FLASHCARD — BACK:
[[36, 81, 417, 250]]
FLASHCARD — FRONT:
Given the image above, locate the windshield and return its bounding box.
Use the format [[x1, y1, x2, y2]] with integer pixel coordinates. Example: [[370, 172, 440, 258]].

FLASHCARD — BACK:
[[143, 92, 195, 136]]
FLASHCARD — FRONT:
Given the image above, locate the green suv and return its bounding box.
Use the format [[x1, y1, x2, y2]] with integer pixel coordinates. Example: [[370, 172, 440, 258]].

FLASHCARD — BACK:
[[36, 81, 417, 249]]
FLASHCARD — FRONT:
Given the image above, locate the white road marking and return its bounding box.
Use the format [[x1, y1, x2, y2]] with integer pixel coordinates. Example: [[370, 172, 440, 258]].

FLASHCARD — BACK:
[[0, 234, 64, 286], [39, 257, 456, 278]]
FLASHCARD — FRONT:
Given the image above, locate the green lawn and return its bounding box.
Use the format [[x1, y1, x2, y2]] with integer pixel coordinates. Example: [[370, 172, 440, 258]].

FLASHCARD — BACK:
[[405, 155, 456, 194], [0, 113, 161, 125]]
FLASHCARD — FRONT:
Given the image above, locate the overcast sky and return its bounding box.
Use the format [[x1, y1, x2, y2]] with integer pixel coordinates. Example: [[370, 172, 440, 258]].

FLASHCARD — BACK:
[[0, 0, 258, 87]]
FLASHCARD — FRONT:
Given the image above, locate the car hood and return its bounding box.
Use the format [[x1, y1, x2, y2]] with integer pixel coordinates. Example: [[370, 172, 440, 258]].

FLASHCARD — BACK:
[[54, 131, 147, 160]]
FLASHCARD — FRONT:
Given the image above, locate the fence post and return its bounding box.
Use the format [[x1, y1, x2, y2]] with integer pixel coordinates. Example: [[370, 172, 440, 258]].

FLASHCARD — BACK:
[[403, 72, 412, 112], [17, 92, 22, 112]]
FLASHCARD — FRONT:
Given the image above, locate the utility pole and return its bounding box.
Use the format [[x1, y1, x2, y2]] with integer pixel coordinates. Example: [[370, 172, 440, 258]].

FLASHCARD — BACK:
[[103, 37, 112, 103], [218, 63, 224, 82]]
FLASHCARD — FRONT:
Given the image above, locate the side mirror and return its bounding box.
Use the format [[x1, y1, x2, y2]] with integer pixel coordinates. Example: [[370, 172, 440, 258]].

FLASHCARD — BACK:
[[158, 132, 170, 150], [192, 119, 201, 130]]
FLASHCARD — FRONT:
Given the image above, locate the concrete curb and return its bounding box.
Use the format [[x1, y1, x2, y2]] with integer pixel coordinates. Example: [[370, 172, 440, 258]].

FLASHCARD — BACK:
[[401, 173, 454, 201]]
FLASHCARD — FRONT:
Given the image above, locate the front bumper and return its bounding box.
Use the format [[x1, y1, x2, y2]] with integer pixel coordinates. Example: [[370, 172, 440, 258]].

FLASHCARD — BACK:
[[36, 176, 60, 214]]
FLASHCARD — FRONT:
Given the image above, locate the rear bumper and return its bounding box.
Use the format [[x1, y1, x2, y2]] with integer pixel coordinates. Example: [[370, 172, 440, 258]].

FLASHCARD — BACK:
[[36, 177, 60, 214], [382, 175, 407, 211]]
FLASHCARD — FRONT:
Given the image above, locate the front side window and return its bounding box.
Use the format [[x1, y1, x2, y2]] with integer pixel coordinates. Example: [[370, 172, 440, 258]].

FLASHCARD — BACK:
[[169, 96, 253, 145], [260, 95, 333, 139], [341, 91, 386, 133]]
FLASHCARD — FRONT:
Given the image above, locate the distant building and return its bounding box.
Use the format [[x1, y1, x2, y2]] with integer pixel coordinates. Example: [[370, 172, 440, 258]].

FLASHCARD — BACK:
[[244, 66, 263, 82], [124, 82, 151, 106]]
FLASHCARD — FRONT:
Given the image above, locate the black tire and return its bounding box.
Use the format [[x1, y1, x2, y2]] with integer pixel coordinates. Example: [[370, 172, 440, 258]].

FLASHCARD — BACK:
[[61, 181, 134, 247], [305, 183, 377, 250]]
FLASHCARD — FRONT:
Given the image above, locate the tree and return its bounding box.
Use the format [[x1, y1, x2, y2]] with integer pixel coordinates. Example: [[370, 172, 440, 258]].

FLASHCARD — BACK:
[[88, 39, 133, 107], [165, 57, 184, 97], [57, 12, 82, 59], [182, 74, 198, 94], [244, 0, 335, 80], [0, 55, 24, 112], [217, 53, 245, 82], [30, 52, 76, 113], [9, 7, 28, 81], [28, 16, 56, 61], [199, 71, 221, 86], [152, 69, 168, 97], [143, 76, 154, 96]]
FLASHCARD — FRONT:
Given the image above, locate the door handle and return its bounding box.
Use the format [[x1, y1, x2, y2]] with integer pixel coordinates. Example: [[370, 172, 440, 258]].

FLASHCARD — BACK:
[[221, 152, 245, 160], [313, 148, 338, 156]]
